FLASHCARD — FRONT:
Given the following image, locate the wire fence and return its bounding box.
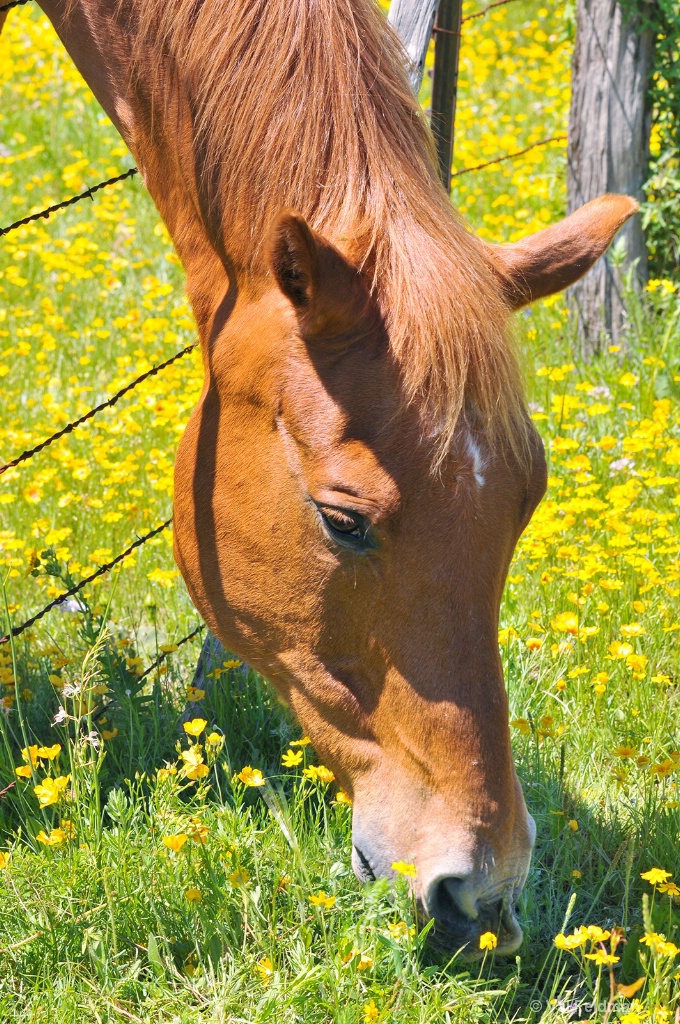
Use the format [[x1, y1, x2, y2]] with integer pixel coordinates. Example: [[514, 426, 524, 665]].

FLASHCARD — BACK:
[[1, 0, 568, 679], [0, 167, 138, 237]]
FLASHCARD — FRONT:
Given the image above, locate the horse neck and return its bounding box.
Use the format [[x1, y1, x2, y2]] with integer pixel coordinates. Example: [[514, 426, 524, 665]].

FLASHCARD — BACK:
[[37, 0, 228, 337]]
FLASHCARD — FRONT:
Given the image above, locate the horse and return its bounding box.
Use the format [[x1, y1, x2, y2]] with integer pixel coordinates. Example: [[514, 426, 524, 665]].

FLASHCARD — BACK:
[[13, 0, 636, 956]]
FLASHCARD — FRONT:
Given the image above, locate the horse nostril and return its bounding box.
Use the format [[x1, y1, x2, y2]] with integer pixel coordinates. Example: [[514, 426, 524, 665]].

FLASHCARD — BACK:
[[428, 877, 503, 944]]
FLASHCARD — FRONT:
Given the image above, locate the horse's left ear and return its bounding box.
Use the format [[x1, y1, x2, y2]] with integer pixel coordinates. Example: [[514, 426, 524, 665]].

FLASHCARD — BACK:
[[267, 211, 370, 338], [487, 194, 639, 310]]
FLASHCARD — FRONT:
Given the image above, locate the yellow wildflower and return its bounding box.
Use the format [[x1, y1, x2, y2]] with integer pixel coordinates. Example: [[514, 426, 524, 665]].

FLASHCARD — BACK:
[[183, 718, 207, 737], [364, 1000, 379, 1023], [641, 868, 672, 885], [0, 852, 9, 869], [281, 748, 303, 767], [256, 956, 274, 985], [33, 775, 70, 807], [236, 766, 265, 787], [479, 931, 498, 951], [184, 887, 202, 903], [36, 744, 61, 760], [229, 867, 250, 886], [391, 861, 417, 878], [15, 765, 32, 779], [162, 834, 188, 852], [309, 890, 336, 909], [186, 686, 206, 701]]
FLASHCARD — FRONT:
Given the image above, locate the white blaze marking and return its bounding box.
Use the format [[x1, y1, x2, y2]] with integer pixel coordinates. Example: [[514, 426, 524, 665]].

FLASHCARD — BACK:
[[466, 434, 486, 487]]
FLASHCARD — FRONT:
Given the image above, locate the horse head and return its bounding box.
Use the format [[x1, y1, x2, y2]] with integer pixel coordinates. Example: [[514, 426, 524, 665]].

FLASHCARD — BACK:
[[174, 196, 636, 956]]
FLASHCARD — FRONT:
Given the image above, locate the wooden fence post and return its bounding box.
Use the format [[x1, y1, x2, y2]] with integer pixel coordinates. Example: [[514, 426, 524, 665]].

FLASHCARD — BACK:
[[567, 0, 654, 357], [387, 0, 440, 92], [430, 0, 463, 191]]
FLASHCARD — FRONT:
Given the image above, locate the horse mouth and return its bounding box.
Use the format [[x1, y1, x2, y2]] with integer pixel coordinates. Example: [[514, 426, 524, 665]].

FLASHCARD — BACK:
[[427, 899, 524, 959], [352, 844, 377, 883]]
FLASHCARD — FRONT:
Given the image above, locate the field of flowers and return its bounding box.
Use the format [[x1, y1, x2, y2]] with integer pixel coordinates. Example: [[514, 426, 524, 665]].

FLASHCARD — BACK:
[[0, 1, 678, 1022]]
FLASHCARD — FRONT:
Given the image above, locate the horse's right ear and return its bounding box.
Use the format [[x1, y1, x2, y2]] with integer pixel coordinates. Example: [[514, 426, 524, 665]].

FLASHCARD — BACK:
[[267, 211, 371, 338]]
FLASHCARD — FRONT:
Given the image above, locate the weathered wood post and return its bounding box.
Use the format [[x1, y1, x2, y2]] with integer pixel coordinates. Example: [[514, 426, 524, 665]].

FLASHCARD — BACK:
[[430, 0, 463, 191], [567, 0, 654, 357], [387, 0, 439, 92]]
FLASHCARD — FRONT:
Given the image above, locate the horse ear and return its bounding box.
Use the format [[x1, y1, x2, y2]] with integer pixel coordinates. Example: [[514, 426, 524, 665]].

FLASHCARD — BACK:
[[267, 211, 370, 337], [268, 212, 318, 310], [487, 194, 639, 310]]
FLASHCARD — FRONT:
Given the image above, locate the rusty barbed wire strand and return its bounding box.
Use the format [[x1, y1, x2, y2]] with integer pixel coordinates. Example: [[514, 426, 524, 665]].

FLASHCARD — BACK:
[[138, 624, 205, 681], [452, 134, 567, 177], [0, 168, 139, 237], [0, 343, 196, 476], [90, 624, 205, 722], [0, 0, 31, 13], [0, 518, 173, 645], [462, 0, 523, 23]]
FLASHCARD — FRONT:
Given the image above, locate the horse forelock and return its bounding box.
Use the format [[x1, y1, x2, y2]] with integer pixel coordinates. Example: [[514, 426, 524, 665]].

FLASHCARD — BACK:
[[123, 0, 529, 464]]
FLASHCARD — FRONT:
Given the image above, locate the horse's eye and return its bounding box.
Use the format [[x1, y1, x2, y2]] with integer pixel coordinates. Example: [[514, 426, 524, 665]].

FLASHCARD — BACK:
[[319, 506, 365, 539]]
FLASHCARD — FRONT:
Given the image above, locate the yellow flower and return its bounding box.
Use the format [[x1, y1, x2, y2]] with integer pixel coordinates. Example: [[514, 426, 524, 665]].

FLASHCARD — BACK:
[[526, 636, 544, 651], [364, 1000, 379, 1023], [641, 868, 672, 885], [290, 736, 312, 747], [568, 819, 578, 831], [658, 882, 680, 897], [479, 931, 498, 951], [186, 686, 206, 701], [162, 834, 188, 852], [281, 748, 303, 767], [315, 765, 335, 784], [229, 867, 250, 886], [33, 775, 70, 807], [625, 653, 648, 674], [388, 921, 415, 941], [584, 950, 620, 965], [180, 746, 210, 780], [334, 789, 352, 805], [102, 728, 118, 741], [551, 611, 579, 635], [205, 731, 224, 747], [357, 952, 373, 971], [159, 643, 179, 653], [37, 743, 61, 760], [613, 745, 637, 758], [256, 956, 274, 985], [391, 861, 417, 878], [510, 717, 531, 735], [554, 927, 589, 949], [183, 718, 207, 737], [309, 890, 336, 909], [609, 640, 633, 659], [184, 887, 202, 902], [15, 765, 32, 779], [236, 766, 265, 787], [36, 827, 67, 846], [21, 745, 41, 767], [572, 870, 582, 879], [0, 852, 9, 869]]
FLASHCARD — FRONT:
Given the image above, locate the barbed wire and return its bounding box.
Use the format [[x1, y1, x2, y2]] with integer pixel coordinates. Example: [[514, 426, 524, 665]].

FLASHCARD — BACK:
[[0, 168, 139, 238], [91, 623, 206, 723], [0, 343, 196, 476], [0, 518, 172, 645], [139, 624, 205, 681], [452, 134, 567, 178], [462, 0, 522, 23]]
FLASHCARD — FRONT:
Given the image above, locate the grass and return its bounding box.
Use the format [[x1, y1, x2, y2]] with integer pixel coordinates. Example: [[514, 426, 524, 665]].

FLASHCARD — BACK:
[[1, 1, 679, 1021]]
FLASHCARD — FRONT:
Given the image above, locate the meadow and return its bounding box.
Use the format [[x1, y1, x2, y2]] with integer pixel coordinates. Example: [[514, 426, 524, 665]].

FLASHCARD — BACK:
[[0, 1, 678, 1021]]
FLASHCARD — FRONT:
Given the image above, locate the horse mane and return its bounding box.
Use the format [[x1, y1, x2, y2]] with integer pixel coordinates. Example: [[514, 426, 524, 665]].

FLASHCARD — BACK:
[[127, 0, 528, 461]]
